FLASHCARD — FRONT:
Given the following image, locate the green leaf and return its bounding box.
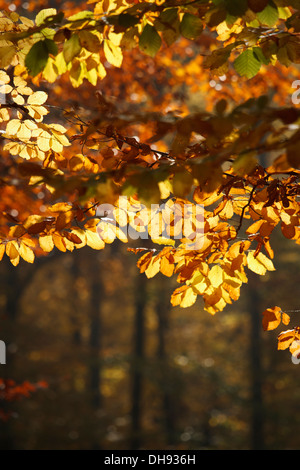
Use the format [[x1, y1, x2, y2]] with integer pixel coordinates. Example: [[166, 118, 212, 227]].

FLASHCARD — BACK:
[[79, 31, 101, 53], [233, 49, 262, 78], [44, 38, 58, 56], [257, 4, 279, 26], [139, 24, 161, 58], [0, 45, 16, 68], [233, 151, 258, 176], [155, 8, 178, 31], [172, 170, 194, 198], [35, 8, 57, 26], [68, 11, 93, 21], [156, 8, 180, 46], [180, 13, 203, 40], [63, 34, 81, 63], [252, 46, 269, 65], [25, 38, 58, 79], [25, 40, 49, 76]]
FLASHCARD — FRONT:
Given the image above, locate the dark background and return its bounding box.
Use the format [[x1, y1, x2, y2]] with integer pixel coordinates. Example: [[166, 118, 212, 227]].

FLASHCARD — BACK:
[[0, 227, 300, 450]]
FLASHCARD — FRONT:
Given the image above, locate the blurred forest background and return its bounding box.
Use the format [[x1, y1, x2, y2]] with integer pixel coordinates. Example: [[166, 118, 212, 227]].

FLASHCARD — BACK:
[[1, 228, 300, 450], [1, 0, 300, 451]]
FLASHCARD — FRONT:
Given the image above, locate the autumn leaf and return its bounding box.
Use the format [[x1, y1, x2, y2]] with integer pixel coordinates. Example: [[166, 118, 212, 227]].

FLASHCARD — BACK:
[[171, 285, 197, 308], [278, 328, 300, 351], [86, 229, 105, 249], [139, 24, 161, 58], [63, 34, 81, 63], [233, 49, 262, 79], [144, 255, 160, 279], [247, 251, 275, 275], [262, 306, 290, 331], [180, 13, 203, 40], [4, 0, 300, 365], [103, 39, 123, 67], [19, 241, 35, 263], [39, 235, 54, 253]]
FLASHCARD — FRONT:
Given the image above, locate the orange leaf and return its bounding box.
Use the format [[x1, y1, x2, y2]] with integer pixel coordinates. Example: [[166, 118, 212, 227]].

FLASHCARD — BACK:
[[6, 240, 20, 266], [160, 255, 174, 277], [145, 255, 160, 279], [19, 241, 35, 263], [278, 328, 300, 351], [262, 306, 290, 331]]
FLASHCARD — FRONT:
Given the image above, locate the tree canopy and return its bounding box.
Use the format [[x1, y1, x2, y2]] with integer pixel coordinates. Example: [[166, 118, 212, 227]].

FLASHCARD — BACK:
[[1, 0, 300, 360]]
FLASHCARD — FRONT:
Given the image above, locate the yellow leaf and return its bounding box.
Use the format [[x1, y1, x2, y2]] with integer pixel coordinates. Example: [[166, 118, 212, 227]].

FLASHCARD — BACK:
[[6, 240, 20, 266], [247, 250, 275, 275], [278, 329, 300, 351], [189, 272, 208, 295], [160, 256, 174, 277], [208, 264, 223, 288], [0, 70, 10, 84], [151, 237, 175, 246], [97, 61, 107, 79], [0, 243, 5, 261], [19, 241, 35, 263], [158, 179, 172, 199], [113, 206, 128, 227], [36, 130, 51, 152], [52, 233, 67, 252], [6, 119, 21, 136], [96, 221, 117, 244], [222, 277, 241, 301], [86, 229, 105, 249], [43, 57, 58, 83], [27, 91, 48, 105], [103, 39, 123, 67], [70, 229, 86, 248], [181, 286, 197, 308], [39, 234, 54, 252], [193, 186, 222, 206], [145, 256, 160, 279], [171, 285, 197, 308]]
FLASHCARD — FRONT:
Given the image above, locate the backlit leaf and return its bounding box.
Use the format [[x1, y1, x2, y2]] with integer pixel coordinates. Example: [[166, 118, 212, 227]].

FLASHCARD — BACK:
[[262, 306, 290, 331], [139, 24, 161, 58], [103, 39, 123, 67], [63, 34, 81, 63], [180, 13, 203, 40], [19, 241, 35, 263], [247, 250, 275, 275], [35, 8, 57, 26], [233, 49, 262, 78]]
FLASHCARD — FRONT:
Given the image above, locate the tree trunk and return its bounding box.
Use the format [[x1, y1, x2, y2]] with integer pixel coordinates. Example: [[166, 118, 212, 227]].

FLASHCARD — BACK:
[[130, 272, 147, 449], [155, 276, 176, 446], [247, 273, 265, 450], [87, 252, 103, 443], [0, 259, 31, 449]]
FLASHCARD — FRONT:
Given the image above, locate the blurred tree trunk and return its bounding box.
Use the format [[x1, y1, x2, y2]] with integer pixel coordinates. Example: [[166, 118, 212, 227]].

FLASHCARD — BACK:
[[247, 273, 265, 450], [0, 260, 19, 449], [86, 251, 103, 449], [0, 258, 38, 449], [155, 276, 176, 446], [130, 272, 147, 449]]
